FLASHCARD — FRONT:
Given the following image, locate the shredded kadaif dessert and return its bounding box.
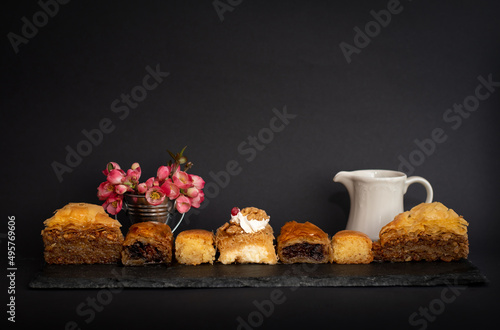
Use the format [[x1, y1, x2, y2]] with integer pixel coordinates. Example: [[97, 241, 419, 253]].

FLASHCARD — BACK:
[[215, 207, 278, 264], [375, 202, 469, 262]]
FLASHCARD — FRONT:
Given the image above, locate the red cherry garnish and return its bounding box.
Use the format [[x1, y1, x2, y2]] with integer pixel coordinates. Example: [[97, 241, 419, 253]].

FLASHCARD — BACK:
[[231, 207, 240, 216]]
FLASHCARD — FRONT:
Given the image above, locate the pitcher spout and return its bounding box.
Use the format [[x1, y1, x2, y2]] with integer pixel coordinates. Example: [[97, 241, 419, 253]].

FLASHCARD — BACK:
[[333, 171, 354, 195]]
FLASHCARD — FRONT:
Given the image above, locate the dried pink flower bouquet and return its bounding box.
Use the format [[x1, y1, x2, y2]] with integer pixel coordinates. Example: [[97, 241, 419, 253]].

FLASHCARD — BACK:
[[97, 147, 205, 215]]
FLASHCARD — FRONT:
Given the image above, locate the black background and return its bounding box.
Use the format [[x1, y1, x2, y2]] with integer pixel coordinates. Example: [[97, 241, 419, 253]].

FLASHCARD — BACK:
[[2, 0, 500, 329]]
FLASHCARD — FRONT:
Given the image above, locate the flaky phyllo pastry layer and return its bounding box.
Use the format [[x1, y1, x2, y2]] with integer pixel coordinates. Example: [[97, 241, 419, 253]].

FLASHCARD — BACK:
[[380, 202, 468, 243], [42, 203, 123, 264], [376, 202, 469, 262]]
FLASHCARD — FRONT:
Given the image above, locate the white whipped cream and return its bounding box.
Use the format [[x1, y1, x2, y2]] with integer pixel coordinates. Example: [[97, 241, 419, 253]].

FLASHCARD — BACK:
[[231, 212, 269, 233]]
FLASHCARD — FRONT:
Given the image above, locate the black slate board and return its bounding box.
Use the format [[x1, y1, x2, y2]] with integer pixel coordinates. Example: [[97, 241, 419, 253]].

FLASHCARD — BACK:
[[29, 259, 487, 289]]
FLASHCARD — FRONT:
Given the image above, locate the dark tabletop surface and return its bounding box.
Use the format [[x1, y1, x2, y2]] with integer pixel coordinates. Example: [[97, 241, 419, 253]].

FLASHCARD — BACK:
[[12, 253, 499, 329]]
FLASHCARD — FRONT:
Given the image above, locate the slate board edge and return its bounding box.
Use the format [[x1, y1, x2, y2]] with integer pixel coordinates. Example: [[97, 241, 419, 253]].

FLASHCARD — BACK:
[[29, 263, 488, 289]]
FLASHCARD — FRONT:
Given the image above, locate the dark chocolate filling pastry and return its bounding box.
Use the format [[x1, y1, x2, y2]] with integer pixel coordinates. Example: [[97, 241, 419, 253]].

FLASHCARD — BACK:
[[282, 243, 325, 261], [128, 241, 164, 263]]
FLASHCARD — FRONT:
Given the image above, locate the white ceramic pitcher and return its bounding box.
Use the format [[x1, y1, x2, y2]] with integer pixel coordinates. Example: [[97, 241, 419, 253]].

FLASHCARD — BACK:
[[333, 169, 433, 240]]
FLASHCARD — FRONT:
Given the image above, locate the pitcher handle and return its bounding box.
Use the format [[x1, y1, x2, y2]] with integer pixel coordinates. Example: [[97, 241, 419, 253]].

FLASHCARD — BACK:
[[405, 176, 433, 203]]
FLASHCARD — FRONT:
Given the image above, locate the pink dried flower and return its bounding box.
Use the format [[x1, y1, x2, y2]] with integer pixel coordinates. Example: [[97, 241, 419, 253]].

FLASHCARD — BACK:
[[115, 184, 129, 195], [137, 182, 148, 194], [185, 187, 200, 198], [175, 195, 191, 213], [190, 174, 205, 189], [145, 187, 166, 206], [190, 190, 204, 209], [146, 177, 159, 188], [97, 182, 115, 201], [103, 193, 123, 215], [102, 162, 121, 176], [172, 170, 193, 189], [160, 179, 180, 200], [126, 167, 141, 184], [157, 165, 171, 182], [107, 169, 126, 185]]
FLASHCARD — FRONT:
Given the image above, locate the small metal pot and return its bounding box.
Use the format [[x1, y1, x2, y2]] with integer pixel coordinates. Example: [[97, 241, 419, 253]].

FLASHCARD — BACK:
[[123, 194, 184, 231]]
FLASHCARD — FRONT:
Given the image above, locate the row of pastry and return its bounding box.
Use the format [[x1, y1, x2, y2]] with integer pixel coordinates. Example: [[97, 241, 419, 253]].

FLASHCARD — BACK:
[[41, 202, 469, 266]]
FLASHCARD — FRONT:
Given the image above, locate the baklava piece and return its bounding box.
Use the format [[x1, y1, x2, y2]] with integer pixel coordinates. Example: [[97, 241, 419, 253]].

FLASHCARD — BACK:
[[277, 221, 332, 264], [377, 202, 469, 262], [121, 221, 173, 266], [41, 203, 124, 264], [175, 229, 216, 265]]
